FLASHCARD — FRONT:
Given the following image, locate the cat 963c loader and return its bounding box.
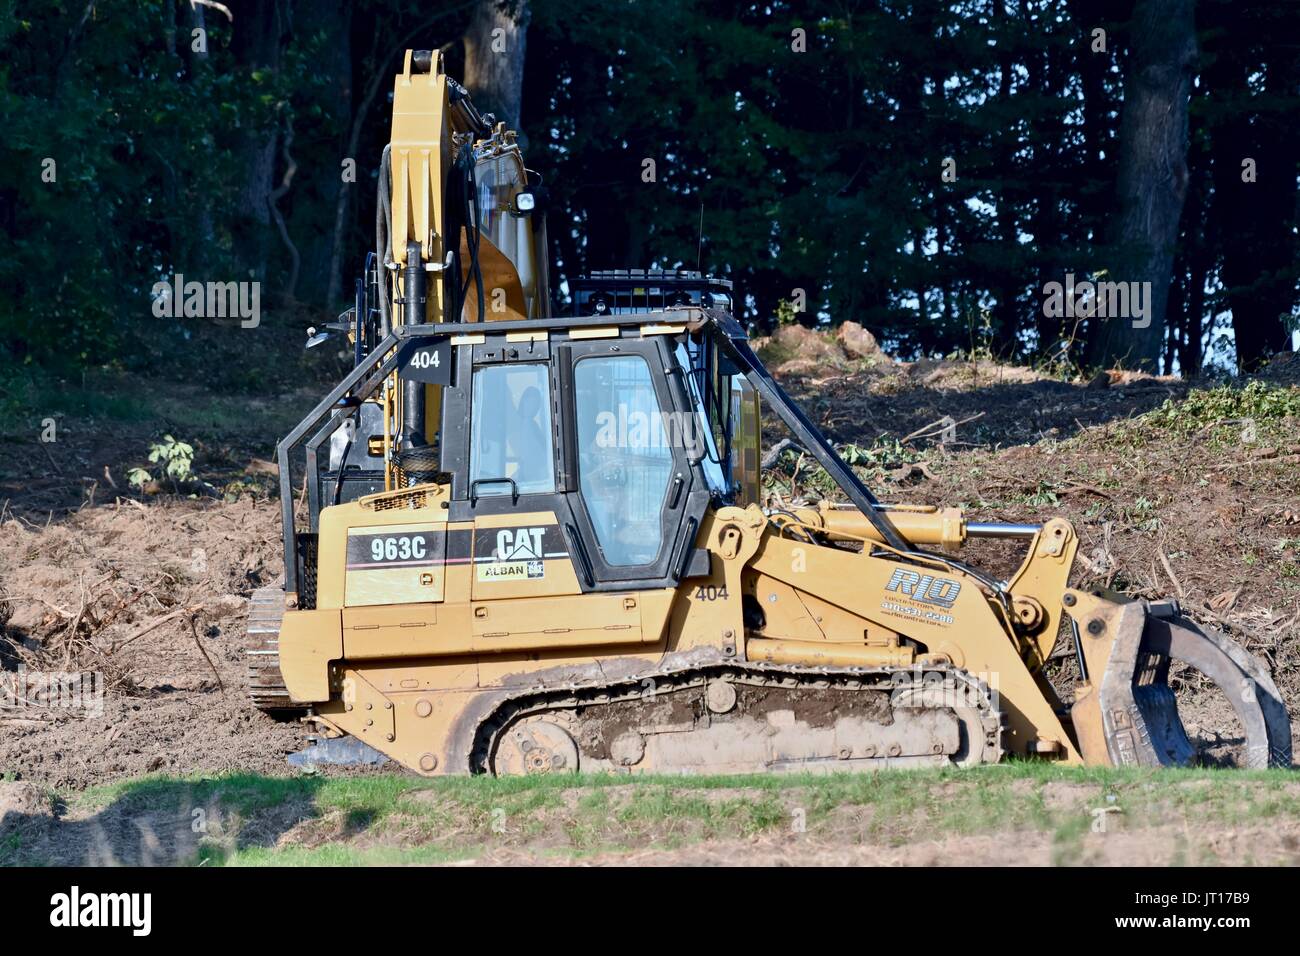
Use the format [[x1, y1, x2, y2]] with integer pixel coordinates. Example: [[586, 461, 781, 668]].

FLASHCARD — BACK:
[[246, 50, 1291, 775]]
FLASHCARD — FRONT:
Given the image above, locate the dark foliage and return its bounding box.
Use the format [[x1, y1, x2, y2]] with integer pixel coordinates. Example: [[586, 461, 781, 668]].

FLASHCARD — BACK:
[[0, 0, 1295, 380]]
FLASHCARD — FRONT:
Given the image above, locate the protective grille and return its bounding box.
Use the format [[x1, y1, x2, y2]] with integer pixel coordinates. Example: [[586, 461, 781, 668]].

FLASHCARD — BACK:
[[296, 534, 318, 610], [368, 489, 429, 512]]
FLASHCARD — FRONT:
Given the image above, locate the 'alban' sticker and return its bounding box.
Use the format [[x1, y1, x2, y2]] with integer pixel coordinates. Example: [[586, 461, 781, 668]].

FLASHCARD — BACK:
[[475, 526, 566, 582]]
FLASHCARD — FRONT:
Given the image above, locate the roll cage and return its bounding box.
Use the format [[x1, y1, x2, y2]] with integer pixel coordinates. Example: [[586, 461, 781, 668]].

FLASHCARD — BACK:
[[275, 308, 912, 597]]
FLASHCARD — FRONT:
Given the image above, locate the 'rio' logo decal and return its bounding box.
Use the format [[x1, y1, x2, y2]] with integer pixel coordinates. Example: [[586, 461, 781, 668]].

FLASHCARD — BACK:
[[884, 568, 962, 608]]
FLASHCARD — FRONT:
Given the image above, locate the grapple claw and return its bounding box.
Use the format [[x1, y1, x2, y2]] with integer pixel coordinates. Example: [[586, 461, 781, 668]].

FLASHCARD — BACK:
[[1139, 612, 1291, 768], [1077, 596, 1291, 769]]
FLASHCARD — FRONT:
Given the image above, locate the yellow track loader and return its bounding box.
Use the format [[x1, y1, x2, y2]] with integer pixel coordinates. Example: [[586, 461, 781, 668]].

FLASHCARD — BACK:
[[246, 51, 1291, 775]]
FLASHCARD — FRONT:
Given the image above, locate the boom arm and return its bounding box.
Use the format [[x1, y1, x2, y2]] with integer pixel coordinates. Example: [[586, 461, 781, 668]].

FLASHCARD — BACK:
[[374, 49, 550, 487]]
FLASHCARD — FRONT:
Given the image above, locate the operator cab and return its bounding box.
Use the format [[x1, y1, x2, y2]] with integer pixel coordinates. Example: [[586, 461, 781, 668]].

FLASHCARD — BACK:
[[434, 304, 744, 593], [287, 278, 762, 609]]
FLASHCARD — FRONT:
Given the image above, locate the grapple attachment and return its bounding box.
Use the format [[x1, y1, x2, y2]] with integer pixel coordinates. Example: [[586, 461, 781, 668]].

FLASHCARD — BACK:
[[1068, 592, 1291, 769]]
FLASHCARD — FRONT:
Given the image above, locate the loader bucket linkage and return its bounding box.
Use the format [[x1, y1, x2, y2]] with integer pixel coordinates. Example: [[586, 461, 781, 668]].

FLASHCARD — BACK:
[[718, 312, 1292, 771]]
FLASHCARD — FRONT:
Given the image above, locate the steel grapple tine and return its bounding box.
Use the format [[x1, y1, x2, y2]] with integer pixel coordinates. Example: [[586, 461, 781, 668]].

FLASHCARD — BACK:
[[1087, 598, 1292, 769], [1137, 612, 1292, 769]]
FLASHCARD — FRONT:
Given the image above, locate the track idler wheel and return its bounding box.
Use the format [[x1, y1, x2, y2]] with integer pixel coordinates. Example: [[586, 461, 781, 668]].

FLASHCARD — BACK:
[[491, 717, 580, 775], [1073, 594, 1291, 769]]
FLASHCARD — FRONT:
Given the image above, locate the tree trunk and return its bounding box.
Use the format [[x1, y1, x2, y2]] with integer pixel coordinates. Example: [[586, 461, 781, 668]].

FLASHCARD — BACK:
[[229, 0, 286, 286], [183, 0, 216, 275], [303, 0, 352, 307], [990, 0, 1021, 353], [1165, 248, 1183, 371], [462, 0, 530, 130], [1026, 5, 1067, 358], [1177, 155, 1210, 375], [1216, 51, 1299, 371], [1085, 0, 1197, 371], [319, 0, 359, 308]]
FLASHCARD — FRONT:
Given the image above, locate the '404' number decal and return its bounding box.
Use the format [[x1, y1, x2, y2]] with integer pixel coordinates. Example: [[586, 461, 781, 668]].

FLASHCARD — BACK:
[[402, 340, 452, 385], [409, 349, 440, 370], [694, 585, 729, 601]]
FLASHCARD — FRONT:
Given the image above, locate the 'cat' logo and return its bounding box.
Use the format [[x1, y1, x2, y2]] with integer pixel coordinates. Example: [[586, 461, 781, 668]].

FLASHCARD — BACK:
[[496, 527, 545, 561], [884, 568, 962, 608]]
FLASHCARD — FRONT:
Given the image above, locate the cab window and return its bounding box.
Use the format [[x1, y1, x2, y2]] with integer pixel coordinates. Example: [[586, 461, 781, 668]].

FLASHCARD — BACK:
[[573, 355, 673, 566], [469, 364, 555, 496]]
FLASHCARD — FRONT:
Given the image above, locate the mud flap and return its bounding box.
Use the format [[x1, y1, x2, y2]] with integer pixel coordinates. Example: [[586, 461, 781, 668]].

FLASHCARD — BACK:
[[1083, 598, 1291, 769]]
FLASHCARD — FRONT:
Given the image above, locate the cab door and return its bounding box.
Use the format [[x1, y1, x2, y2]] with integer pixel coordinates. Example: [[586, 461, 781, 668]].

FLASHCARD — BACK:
[[459, 342, 648, 649], [556, 336, 708, 590], [463, 352, 579, 602]]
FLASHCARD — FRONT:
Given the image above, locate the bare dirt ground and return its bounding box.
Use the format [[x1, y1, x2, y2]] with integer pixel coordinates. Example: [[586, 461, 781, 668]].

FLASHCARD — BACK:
[[0, 498, 304, 789], [0, 335, 1297, 864], [470, 826, 1300, 867]]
